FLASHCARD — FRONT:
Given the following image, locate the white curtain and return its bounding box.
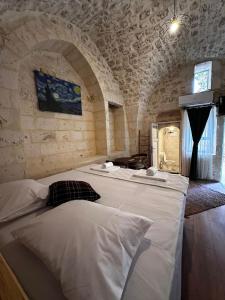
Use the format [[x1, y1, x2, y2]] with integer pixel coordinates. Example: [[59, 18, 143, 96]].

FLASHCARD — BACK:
[[182, 106, 217, 179]]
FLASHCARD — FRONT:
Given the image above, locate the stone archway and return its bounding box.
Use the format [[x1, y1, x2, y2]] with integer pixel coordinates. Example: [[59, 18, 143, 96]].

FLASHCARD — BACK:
[[0, 12, 127, 182]]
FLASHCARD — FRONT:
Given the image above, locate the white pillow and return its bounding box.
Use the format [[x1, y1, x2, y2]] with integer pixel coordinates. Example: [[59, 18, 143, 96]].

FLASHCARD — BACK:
[[0, 179, 49, 222], [13, 200, 153, 300]]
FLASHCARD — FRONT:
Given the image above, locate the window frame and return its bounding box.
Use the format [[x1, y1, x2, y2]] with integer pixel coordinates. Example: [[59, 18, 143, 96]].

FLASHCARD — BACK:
[[193, 61, 212, 94]]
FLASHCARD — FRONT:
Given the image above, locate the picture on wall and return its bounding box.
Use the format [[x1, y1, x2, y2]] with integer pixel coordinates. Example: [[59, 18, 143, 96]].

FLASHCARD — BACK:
[[34, 70, 82, 115]]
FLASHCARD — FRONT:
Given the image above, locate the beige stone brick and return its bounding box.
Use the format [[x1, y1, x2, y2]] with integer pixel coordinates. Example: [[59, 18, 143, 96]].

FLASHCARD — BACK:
[[70, 131, 83, 141], [0, 67, 18, 90], [35, 118, 58, 130], [74, 121, 86, 131], [21, 115, 35, 130], [24, 143, 41, 158], [57, 142, 75, 153], [31, 131, 56, 143], [84, 121, 95, 131], [20, 100, 34, 115], [83, 131, 95, 140], [0, 145, 25, 167], [0, 129, 25, 147], [0, 88, 12, 109], [0, 108, 20, 129], [0, 163, 25, 183], [56, 131, 71, 142], [41, 143, 59, 156], [83, 111, 94, 121], [76, 140, 89, 151], [15, 25, 38, 50], [58, 119, 74, 130]]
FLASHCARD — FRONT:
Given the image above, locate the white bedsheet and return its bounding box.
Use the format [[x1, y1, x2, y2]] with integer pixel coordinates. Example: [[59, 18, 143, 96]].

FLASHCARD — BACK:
[[0, 208, 50, 249], [78, 164, 188, 195], [0, 166, 189, 300]]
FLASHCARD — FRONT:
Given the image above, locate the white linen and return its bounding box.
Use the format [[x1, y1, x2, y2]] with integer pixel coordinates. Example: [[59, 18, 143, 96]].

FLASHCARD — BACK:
[[134, 169, 168, 182], [90, 165, 120, 173], [0, 207, 50, 249], [102, 161, 114, 168], [146, 166, 158, 176], [0, 167, 189, 300], [0, 179, 49, 223], [36, 167, 188, 300], [81, 164, 188, 195], [13, 200, 153, 300]]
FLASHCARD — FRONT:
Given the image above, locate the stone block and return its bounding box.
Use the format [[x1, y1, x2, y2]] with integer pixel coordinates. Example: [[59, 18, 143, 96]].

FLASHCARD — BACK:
[[70, 131, 83, 141], [0, 66, 18, 90], [24, 143, 41, 158], [31, 131, 56, 143], [20, 115, 35, 130], [41, 143, 59, 156], [0, 129, 27, 147], [15, 25, 38, 51], [0, 88, 12, 109], [0, 163, 25, 183], [55, 131, 71, 142], [20, 99, 34, 116], [58, 119, 74, 130], [35, 118, 58, 130], [74, 121, 86, 131], [0, 145, 25, 167]]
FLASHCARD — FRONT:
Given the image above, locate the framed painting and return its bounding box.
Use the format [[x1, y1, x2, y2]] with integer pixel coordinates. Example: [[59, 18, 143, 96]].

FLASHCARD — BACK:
[[34, 70, 82, 115]]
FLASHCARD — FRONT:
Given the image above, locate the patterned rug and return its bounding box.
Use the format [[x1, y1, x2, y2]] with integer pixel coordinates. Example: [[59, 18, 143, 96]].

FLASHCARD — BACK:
[[185, 180, 225, 217]]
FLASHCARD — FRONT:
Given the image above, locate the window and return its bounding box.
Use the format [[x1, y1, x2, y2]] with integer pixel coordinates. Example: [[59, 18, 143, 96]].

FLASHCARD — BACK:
[[182, 106, 217, 179], [193, 61, 212, 93], [185, 106, 217, 155]]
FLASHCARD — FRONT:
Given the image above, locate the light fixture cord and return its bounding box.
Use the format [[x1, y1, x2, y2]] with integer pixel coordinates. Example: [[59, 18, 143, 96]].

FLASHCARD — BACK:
[[173, 0, 176, 17]]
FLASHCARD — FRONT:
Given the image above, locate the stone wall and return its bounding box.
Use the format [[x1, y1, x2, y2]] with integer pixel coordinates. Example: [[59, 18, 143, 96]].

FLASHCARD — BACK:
[[0, 1, 225, 158], [143, 60, 225, 180], [0, 13, 128, 183], [108, 105, 126, 154], [108, 107, 116, 153], [19, 50, 97, 178]]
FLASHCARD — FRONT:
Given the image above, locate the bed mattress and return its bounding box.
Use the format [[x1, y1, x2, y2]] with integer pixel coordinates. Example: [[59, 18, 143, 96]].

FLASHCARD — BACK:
[[0, 166, 189, 300]]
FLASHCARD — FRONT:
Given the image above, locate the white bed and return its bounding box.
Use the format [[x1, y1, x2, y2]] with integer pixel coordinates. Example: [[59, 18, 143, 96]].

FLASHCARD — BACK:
[[0, 165, 189, 300]]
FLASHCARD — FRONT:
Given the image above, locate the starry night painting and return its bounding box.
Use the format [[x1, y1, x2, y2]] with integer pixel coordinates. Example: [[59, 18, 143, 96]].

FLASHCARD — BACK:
[[34, 70, 82, 115]]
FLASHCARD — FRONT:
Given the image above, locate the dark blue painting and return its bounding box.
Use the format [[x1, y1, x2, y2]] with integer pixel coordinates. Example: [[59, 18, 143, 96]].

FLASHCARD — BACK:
[[34, 70, 82, 115]]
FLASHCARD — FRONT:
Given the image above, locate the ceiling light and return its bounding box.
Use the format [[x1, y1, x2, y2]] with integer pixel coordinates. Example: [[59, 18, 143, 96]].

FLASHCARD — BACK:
[[169, 18, 180, 34], [159, 0, 190, 38]]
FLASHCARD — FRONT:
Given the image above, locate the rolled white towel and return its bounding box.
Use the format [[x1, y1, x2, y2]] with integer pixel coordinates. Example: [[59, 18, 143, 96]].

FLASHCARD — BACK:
[[102, 162, 114, 169], [146, 167, 157, 176]]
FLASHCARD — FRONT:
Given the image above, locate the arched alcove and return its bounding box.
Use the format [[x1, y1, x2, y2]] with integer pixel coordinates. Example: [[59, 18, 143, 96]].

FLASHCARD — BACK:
[[0, 13, 128, 182]]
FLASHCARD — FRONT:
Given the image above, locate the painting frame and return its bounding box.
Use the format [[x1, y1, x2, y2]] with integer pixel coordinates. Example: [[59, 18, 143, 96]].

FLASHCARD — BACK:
[[33, 70, 82, 116]]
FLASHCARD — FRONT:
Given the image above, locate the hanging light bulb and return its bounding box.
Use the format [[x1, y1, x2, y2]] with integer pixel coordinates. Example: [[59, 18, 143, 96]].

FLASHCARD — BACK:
[[159, 0, 190, 38], [169, 17, 180, 34]]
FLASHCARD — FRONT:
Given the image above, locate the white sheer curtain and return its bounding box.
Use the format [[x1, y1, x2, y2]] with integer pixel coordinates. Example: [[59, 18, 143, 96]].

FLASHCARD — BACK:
[[181, 110, 192, 177], [182, 106, 217, 179]]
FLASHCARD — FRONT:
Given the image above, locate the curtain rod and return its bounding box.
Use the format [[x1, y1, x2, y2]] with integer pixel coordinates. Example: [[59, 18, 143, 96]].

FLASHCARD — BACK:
[[184, 103, 215, 110]]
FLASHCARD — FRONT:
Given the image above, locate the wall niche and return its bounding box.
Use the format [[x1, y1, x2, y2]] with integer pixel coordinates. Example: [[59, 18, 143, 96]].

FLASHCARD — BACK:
[[108, 102, 126, 155]]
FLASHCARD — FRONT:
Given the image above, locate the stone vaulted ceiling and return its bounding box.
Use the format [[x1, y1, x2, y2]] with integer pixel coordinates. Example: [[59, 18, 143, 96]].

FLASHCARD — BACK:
[[0, 0, 225, 106]]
